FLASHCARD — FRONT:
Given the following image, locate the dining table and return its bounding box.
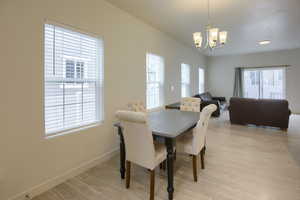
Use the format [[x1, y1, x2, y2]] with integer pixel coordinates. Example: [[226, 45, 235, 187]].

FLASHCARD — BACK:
[[114, 109, 200, 200]]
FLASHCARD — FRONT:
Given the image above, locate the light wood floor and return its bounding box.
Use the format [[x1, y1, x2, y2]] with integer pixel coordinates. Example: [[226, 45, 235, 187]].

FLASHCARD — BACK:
[[33, 112, 300, 200]]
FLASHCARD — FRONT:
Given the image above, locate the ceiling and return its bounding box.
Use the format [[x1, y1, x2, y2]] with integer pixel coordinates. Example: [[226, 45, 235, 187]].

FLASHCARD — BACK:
[[105, 0, 300, 56]]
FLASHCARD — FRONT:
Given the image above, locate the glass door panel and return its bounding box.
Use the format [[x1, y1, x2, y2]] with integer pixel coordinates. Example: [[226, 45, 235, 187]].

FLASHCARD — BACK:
[[243, 68, 285, 99], [243, 70, 260, 98], [261, 69, 284, 99]]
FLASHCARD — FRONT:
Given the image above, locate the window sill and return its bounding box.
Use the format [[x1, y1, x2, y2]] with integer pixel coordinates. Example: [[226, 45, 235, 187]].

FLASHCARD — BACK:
[[45, 121, 103, 139]]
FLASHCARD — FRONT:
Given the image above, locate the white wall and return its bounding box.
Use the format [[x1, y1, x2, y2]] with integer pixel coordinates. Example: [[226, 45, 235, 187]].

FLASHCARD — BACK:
[[0, 0, 206, 199], [207, 48, 300, 113]]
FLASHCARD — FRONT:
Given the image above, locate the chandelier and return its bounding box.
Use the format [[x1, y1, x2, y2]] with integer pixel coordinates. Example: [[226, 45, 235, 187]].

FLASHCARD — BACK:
[[193, 0, 228, 50]]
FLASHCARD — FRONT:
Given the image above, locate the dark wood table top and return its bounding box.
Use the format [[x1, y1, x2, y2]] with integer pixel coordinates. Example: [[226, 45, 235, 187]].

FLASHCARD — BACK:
[[115, 109, 200, 138], [149, 109, 199, 138]]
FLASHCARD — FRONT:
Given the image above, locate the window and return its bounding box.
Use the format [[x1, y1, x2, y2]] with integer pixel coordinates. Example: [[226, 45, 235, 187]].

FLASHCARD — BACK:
[[243, 67, 286, 99], [199, 68, 205, 94], [44, 23, 104, 135], [146, 53, 164, 109], [181, 63, 190, 97], [65, 59, 85, 79]]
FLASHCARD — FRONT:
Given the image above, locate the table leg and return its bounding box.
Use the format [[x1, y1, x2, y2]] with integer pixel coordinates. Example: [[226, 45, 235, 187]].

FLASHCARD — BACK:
[[165, 138, 174, 200], [118, 126, 126, 179]]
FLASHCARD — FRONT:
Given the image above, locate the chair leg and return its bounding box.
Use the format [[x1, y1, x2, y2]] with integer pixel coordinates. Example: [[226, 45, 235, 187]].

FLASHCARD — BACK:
[[200, 148, 205, 169], [150, 169, 155, 200], [174, 150, 177, 161], [192, 155, 198, 182], [126, 161, 131, 188], [160, 160, 166, 171]]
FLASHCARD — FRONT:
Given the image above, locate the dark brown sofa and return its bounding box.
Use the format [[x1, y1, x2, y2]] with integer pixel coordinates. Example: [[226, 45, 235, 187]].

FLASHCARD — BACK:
[[228, 97, 291, 130], [194, 92, 227, 117]]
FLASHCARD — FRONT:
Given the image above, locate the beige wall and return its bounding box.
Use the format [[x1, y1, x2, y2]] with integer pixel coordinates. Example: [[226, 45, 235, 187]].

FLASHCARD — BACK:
[[0, 0, 206, 199], [207, 48, 300, 113]]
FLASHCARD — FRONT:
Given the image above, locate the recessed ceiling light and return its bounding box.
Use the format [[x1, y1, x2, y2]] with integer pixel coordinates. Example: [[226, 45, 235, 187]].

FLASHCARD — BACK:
[[259, 40, 271, 45]]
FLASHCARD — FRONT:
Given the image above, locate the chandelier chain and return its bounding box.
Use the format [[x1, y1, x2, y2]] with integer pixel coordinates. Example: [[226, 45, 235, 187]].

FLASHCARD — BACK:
[[207, 0, 210, 25]]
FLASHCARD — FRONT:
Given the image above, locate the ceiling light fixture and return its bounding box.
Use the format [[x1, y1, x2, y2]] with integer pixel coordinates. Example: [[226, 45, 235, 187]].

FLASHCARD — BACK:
[[193, 0, 228, 50], [259, 40, 271, 45]]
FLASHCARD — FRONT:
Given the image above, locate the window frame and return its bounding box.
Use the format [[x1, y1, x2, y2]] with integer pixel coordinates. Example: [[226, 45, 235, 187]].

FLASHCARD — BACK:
[[146, 53, 165, 110], [43, 21, 104, 137]]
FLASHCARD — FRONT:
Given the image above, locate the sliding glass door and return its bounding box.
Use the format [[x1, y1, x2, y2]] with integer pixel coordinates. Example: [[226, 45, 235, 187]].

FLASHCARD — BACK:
[[243, 68, 286, 99]]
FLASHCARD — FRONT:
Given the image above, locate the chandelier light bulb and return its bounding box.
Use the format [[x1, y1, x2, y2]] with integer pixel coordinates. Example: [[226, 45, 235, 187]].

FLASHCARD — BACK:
[[193, 32, 203, 48], [219, 31, 227, 45], [209, 28, 219, 42], [209, 38, 217, 48]]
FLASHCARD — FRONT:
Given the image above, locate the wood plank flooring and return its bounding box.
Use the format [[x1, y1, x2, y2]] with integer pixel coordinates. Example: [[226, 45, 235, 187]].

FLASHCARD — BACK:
[[33, 112, 300, 200]]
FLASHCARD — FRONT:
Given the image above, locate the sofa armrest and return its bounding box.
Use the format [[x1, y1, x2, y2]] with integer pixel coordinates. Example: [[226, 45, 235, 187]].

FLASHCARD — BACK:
[[212, 97, 226, 102]]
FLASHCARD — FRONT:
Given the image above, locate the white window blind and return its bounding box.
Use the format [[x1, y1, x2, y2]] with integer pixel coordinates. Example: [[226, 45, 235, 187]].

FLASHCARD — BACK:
[[199, 68, 205, 94], [44, 23, 104, 135], [181, 63, 191, 97], [146, 53, 164, 109], [243, 67, 286, 99]]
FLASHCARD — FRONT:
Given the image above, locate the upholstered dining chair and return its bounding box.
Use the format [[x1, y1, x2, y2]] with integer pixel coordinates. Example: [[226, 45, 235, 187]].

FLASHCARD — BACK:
[[180, 97, 201, 112], [128, 101, 147, 112], [116, 110, 167, 200], [176, 104, 217, 182]]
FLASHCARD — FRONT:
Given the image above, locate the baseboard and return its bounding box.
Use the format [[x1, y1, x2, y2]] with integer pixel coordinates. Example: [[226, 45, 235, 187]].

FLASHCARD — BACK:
[[8, 147, 119, 200]]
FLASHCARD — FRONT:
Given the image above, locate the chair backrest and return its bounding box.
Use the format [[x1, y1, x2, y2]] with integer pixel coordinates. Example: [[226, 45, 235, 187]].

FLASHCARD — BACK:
[[128, 101, 147, 112], [180, 97, 201, 112], [116, 110, 156, 169], [192, 104, 217, 154]]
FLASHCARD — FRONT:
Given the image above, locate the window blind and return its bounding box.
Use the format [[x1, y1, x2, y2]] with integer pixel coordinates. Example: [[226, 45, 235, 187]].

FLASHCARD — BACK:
[[146, 53, 164, 109], [181, 63, 190, 97], [44, 23, 104, 135]]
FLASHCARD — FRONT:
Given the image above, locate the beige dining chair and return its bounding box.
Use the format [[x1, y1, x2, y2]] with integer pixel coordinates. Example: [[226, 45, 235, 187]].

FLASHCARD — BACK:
[[176, 104, 217, 182], [128, 101, 147, 112], [115, 110, 167, 200], [180, 97, 201, 112]]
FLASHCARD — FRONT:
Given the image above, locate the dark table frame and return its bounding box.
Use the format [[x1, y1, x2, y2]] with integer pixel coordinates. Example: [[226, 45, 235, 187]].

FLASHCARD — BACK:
[[114, 110, 199, 200]]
